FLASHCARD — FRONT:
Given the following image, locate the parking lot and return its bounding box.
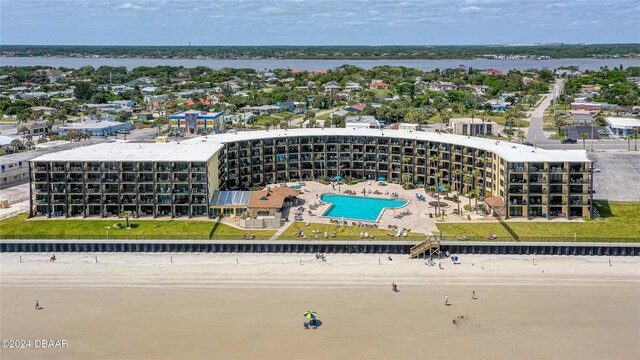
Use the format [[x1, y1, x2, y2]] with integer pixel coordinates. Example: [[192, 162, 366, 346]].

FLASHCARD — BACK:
[[589, 152, 640, 201], [566, 125, 608, 140]]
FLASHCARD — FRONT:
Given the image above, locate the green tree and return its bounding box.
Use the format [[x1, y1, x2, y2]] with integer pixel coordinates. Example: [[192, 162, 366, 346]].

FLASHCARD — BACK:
[[282, 112, 293, 128], [74, 82, 95, 101]]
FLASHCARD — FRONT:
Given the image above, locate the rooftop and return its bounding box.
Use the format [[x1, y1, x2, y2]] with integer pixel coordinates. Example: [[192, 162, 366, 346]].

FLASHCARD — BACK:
[[32, 140, 224, 162], [185, 128, 591, 163], [210, 191, 251, 207], [605, 117, 640, 128], [59, 121, 129, 130]]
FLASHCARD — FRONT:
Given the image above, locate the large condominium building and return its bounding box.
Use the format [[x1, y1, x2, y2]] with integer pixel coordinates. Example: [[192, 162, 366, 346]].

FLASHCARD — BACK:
[[30, 141, 222, 219], [30, 129, 593, 220]]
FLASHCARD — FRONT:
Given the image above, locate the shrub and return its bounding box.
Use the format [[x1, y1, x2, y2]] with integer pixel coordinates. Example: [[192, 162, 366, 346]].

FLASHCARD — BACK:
[[318, 177, 330, 185], [463, 204, 471, 211], [402, 183, 416, 190], [347, 180, 360, 185]]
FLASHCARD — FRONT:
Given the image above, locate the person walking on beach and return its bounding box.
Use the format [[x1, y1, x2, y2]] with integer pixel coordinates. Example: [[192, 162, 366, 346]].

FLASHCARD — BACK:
[[444, 296, 449, 306], [35, 299, 40, 310], [391, 282, 398, 292], [472, 291, 476, 299]]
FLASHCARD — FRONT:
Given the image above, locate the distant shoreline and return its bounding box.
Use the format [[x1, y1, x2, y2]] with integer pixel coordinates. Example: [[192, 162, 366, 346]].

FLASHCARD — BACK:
[[2, 56, 639, 71]]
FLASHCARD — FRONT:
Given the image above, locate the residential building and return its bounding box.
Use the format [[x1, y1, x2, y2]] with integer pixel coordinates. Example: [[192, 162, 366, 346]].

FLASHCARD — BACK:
[[570, 110, 594, 125], [488, 100, 511, 112], [429, 81, 455, 92], [370, 80, 389, 90], [168, 110, 225, 134], [571, 102, 602, 112], [240, 105, 281, 115], [21, 121, 50, 136], [345, 116, 381, 129], [344, 82, 363, 91], [29, 129, 593, 220], [30, 106, 56, 116], [450, 118, 496, 136]]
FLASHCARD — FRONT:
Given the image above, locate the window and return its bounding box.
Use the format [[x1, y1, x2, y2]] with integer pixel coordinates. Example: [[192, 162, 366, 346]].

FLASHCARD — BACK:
[[509, 206, 523, 217]]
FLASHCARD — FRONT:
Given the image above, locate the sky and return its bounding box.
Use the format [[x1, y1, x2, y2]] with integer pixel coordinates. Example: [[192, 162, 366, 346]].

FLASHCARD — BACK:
[[1, 0, 639, 46]]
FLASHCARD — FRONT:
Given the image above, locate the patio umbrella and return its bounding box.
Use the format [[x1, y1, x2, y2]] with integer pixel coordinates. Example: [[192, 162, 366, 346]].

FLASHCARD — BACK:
[[377, 177, 386, 181], [334, 175, 342, 181], [437, 185, 446, 191], [303, 310, 318, 319]]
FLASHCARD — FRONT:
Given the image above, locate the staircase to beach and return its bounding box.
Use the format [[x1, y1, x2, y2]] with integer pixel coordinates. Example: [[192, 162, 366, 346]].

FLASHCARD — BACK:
[[409, 238, 441, 259]]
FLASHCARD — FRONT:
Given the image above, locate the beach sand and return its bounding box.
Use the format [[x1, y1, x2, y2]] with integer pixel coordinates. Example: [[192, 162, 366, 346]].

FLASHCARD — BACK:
[[1, 253, 639, 359]]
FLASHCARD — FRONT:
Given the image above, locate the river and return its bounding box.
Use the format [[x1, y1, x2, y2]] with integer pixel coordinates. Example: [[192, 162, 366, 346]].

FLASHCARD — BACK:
[[1, 57, 639, 71]]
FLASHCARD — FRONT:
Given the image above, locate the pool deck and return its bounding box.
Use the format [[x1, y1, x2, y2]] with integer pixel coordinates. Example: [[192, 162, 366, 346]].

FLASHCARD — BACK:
[[282, 181, 441, 235]]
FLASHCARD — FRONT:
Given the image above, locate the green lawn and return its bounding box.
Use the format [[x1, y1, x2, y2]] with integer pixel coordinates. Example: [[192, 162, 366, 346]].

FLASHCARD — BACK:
[[437, 201, 640, 242], [0, 214, 276, 240], [278, 221, 425, 241]]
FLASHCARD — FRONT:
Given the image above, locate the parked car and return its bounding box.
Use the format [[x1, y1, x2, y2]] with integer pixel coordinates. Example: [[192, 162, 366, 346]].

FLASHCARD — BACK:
[[523, 141, 534, 147], [117, 129, 130, 134], [561, 138, 577, 144]]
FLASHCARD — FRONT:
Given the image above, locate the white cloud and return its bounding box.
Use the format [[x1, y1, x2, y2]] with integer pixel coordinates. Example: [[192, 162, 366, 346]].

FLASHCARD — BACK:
[[114, 2, 141, 11]]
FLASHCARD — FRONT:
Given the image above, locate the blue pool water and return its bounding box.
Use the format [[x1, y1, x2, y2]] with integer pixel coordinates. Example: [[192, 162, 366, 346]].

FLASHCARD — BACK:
[[320, 194, 408, 221], [292, 185, 302, 190]]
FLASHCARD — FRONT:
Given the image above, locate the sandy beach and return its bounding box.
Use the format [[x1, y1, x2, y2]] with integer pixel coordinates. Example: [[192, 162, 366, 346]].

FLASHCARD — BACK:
[[1, 252, 639, 360]]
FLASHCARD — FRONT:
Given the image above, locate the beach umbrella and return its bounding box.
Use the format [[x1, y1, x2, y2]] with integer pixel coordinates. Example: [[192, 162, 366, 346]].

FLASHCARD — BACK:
[[334, 175, 342, 180], [303, 310, 318, 319], [437, 185, 446, 191], [377, 177, 386, 181]]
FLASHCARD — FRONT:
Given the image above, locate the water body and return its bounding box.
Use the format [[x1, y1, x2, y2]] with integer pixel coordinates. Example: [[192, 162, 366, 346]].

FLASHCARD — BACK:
[[1, 57, 639, 71]]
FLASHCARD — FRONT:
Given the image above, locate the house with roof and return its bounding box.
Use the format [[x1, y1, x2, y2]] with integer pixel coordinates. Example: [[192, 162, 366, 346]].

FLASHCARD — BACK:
[[323, 81, 341, 93], [466, 84, 490, 96], [30, 106, 57, 116], [343, 104, 364, 113], [370, 80, 389, 90], [487, 100, 511, 112], [141, 86, 160, 94], [570, 110, 595, 125], [344, 82, 363, 91], [345, 115, 381, 129], [240, 105, 281, 115], [571, 102, 602, 113], [429, 81, 456, 92], [484, 69, 505, 76], [184, 98, 213, 106]]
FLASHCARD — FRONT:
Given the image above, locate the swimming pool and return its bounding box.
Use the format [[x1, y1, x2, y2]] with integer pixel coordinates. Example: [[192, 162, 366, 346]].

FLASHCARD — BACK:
[[320, 194, 408, 221]]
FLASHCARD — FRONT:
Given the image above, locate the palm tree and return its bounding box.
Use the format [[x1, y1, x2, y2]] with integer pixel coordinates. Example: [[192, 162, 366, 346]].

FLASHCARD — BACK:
[[579, 133, 588, 149], [120, 210, 133, 228], [452, 168, 462, 214], [553, 115, 567, 138], [627, 135, 633, 151], [633, 129, 639, 151], [463, 174, 473, 210], [517, 131, 525, 143], [434, 172, 442, 216], [10, 138, 23, 153]]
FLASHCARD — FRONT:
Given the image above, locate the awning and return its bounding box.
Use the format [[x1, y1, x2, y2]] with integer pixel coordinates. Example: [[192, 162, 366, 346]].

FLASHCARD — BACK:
[[377, 177, 386, 181], [484, 196, 505, 208]]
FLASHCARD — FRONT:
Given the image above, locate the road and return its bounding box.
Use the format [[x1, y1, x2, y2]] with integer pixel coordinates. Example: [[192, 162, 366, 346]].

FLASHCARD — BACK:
[[526, 78, 563, 143]]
